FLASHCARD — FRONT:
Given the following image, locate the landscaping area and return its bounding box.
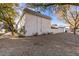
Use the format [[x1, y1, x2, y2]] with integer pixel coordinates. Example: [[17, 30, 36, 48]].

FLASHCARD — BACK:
[[0, 33, 79, 56]]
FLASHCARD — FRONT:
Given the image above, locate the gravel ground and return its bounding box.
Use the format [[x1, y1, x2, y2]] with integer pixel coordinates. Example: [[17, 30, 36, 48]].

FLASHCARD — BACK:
[[0, 33, 79, 56]]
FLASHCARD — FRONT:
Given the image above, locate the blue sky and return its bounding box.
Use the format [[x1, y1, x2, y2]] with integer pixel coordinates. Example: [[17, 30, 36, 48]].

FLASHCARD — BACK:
[[19, 3, 67, 26], [51, 15, 66, 26], [43, 9, 67, 26]]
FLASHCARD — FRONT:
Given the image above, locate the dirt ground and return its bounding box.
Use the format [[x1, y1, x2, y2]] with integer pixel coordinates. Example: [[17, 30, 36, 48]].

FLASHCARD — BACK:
[[0, 33, 79, 56]]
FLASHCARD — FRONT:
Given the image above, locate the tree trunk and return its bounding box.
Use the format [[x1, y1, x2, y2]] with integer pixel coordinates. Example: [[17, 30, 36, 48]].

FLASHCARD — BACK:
[[12, 31, 14, 36], [73, 28, 76, 35]]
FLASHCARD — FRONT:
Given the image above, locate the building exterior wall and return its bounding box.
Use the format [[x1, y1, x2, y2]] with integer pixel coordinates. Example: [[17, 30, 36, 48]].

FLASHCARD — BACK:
[[24, 13, 51, 36], [24, 13, 37, 36], [37, 16, 42, 35], [42, 18, 51, 34], [52, 28, 65, 34]]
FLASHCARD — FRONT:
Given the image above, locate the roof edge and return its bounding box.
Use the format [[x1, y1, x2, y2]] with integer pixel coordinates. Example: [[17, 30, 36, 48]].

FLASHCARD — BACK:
[[24, 8, 51, 19]]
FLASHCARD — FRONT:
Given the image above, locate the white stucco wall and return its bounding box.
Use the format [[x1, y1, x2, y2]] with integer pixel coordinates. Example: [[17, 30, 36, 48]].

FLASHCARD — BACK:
[[42, 18, 51, 34], [37, 16, 42, 35], [24, 13, 51, 36], [52, 28, 65, 34], [24, 13, 37, 36]]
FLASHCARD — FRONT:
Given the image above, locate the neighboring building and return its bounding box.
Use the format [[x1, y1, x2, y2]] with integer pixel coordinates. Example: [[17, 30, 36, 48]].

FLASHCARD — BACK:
[[51, 24, 70, 34], [22, 8, 52, 36], [58, 26, 65, 32], [52, 26, 65, 34], [51, 24, 58, 29]]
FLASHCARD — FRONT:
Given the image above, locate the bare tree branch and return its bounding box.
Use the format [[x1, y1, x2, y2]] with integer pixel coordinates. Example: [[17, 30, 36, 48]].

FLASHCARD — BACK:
[[62, 8, 74, 26]]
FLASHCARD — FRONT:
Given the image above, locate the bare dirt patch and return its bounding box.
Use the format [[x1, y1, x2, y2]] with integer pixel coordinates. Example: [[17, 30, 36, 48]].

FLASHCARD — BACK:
[[0, 33, 79, 56]]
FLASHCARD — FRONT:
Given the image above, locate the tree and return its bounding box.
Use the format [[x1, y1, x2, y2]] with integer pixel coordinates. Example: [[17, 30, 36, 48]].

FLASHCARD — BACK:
[[0, 3, 18, 35], [55, 5, 79, 35]]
